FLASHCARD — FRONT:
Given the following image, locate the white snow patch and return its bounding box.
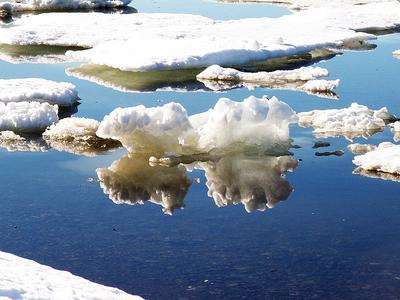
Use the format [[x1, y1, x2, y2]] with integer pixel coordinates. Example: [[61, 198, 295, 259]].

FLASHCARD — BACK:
[[0, 102, 58, 133], [2, 1, 399, 71], [0, 78, 78, 107], [353, 142, 400, 175], [0, 251, 142, 300], [298, 103, 391, 140], [96, 96, 298, 155]]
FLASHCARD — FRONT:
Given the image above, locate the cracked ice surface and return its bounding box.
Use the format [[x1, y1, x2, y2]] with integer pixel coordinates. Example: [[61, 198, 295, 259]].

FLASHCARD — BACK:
[[1, 1, 399, 70], [0, 251, 142, 300]]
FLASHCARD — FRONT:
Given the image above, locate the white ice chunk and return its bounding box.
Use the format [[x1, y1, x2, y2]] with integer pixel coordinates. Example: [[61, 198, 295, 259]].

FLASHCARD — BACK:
[[347, 143, 377, 155], [394, 50, 400, 58], [199, 154, 298, 212], [97, 96, 298, 155], [0, 101, 58, 133], [0, 251, 142, 300], [0, 78, 78, 107], [97, 154, 192, 215], [3, 0, 398, 71], [298, 103, 390, 140], [197, 65, 339, 98], [43, 117, 120, 156], [353, 142, 400, 175], [0, 0, 130, 14]]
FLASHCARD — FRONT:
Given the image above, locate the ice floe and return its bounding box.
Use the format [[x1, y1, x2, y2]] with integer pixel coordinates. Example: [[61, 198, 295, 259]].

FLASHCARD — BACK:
[[0, 251, 142, 300], [2, 0, 399, 71], [0, 0, 131, 16], [197, 65, 339, 98], [199, 154, 298, 212], [96, 96, 298, 156], [0, 78, 78, 106], [97, 154, 192, 215], [347, 143, 377, 155], [353, 142, 400, 175], [43, 117, 120, 156], [394, 50, 400, 58], [298, 103, 392, 140], [0, 101, 58, 133]]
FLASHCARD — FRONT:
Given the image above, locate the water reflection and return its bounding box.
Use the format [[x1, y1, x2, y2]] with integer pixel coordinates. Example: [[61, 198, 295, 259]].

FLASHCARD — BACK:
[[353, 167, 400, 183], [96, 154, 192, 215], [97, 153, 298, 214]]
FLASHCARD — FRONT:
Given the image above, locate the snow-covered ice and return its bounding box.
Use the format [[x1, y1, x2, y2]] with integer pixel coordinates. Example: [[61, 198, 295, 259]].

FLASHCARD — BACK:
[[197, 65, 339, 98], [97, 154, 192, 215], [2, 1, 399, 71], [0, 78, 78, 107], [353, 142, 400, 175], [199, 154, 298, 212], [0, 0, 131, 15], [43, 117, 120, 156], [97, 96, 298, 156], [0, 251, 142, 300], [298, 103, 391, 140], [0, 101, 58, 133]]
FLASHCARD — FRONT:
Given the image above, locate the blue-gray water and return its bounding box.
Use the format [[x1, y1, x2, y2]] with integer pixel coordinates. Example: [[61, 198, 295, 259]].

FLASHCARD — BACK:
[[1, 2, 400, 299]]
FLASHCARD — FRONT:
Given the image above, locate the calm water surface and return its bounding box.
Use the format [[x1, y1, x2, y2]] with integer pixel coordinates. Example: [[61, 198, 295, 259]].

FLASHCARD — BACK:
[[0, 2, 400, 299]]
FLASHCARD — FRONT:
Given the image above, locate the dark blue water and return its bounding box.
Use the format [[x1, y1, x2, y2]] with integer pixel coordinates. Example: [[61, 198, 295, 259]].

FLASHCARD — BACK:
[[1, 2, 400, 299]]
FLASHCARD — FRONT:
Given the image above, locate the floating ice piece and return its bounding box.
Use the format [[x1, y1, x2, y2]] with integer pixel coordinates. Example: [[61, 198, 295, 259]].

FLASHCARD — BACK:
[[97, 96, 298, 156], [347, 143, 377, 155], [389, 121, 400, 142], [199, 154, 298, 213], [353, 142, 400, 175], [3, 0, 398, 71], [0, 78, 78, 107], [197, 65, 339, 98], [0, 0, 131, 15], [0, 130, 48, 152], [43, 117, 120, 156], [394, 50, 400, 58], [0, 101, 58, 133], [298, 103, 391, 140], [0, 251, 142, 300], [97, 154, 192, 215]]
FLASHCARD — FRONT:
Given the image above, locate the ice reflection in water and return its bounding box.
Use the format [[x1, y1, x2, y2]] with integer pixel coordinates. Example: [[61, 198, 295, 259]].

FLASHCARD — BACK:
[[96, 154, 192, 215], [97, 153, 298, 214]]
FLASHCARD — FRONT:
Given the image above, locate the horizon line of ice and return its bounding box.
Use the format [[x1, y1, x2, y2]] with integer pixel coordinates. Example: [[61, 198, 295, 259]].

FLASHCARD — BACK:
[[0, 250, 143, 300], [0, 0, 131, 15]]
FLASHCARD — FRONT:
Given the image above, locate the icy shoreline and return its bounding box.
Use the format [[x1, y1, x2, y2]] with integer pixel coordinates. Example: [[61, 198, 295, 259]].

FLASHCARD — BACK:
[[0, 251, 142, 300]]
